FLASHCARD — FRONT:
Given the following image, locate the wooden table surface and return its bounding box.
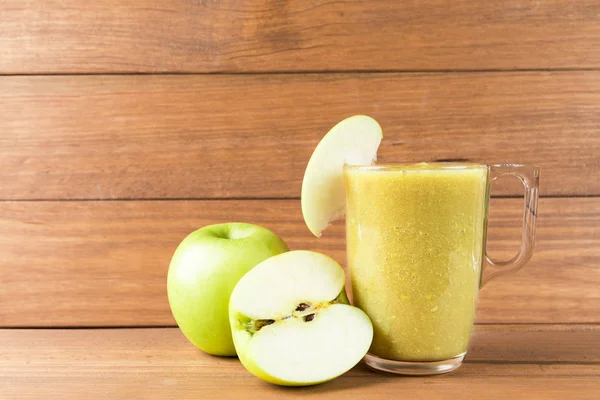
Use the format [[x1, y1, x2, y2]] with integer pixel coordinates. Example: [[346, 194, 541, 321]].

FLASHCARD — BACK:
[[1, 324, 598, 399], [2, 1, 599, 398]]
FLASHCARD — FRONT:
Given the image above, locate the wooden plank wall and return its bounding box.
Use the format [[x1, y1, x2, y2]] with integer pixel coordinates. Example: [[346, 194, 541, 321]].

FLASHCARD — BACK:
[[1, 1, 598, 327]]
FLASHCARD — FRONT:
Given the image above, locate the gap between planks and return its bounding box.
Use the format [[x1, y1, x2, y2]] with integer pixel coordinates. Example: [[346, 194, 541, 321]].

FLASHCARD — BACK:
[[3, 67, 600, 77], [4, 323, 599, 330], [0, 194, 597, 202]]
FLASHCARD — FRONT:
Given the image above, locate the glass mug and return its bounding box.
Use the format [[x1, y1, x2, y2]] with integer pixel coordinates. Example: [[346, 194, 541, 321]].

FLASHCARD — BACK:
[[344, 163, 539, 375]]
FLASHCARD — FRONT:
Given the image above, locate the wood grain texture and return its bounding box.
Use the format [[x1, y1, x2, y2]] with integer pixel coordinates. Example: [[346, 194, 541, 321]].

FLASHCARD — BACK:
[[2, 72, 599, 200], [0, 326, 598, 400], [1, 197, 598, 327], [2, 1, 600, 73]]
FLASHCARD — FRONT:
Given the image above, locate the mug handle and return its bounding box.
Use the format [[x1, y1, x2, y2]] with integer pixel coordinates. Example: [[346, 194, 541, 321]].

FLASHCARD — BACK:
[[481, 164, 540, 286]]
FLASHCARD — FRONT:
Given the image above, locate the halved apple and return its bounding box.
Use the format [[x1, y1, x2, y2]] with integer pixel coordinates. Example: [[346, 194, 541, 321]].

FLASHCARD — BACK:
[[301, 115, 383, 237], [229, 250, 373, 386]]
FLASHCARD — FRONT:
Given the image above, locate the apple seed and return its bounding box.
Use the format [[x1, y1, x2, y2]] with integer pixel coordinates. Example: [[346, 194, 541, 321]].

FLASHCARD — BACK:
[[295, 303, 311, 312], [304, 313, 315, 322]]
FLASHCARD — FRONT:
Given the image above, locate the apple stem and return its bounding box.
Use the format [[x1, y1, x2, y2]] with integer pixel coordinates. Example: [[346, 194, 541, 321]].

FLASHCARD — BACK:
[[252, 319, 275, 331]]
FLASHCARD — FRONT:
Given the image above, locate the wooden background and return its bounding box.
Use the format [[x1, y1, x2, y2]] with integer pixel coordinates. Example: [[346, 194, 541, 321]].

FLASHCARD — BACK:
[[2, 0, 598, 328], [1, 1, 599, 398]]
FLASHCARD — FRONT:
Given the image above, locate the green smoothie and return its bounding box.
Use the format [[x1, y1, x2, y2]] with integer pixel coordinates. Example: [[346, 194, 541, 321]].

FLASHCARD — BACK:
[[345, 163, 489, 361]]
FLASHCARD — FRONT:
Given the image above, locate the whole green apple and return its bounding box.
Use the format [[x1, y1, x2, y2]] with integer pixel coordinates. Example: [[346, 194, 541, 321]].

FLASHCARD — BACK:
[[167, 223, 288, 356]]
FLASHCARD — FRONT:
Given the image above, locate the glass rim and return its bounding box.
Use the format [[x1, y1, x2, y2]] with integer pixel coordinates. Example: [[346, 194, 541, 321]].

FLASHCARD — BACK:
[[343, 162, 490, 171]]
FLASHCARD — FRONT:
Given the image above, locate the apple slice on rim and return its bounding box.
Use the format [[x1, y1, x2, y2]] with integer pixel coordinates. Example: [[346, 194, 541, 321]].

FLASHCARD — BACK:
[[301, 115, 382, 237], [229, 250, 373, 386]]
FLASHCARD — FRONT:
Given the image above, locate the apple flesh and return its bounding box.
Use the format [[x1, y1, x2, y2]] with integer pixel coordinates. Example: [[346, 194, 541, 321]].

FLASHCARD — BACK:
[[168, 223, 288, 356], [229, 250, 373, 386], [301, 115, 382, 237]]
